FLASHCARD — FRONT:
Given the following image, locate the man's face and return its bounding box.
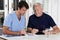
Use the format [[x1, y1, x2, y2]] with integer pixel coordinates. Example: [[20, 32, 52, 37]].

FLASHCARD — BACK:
[[18, 7, 27, 15], [33, 5, 43, 17]]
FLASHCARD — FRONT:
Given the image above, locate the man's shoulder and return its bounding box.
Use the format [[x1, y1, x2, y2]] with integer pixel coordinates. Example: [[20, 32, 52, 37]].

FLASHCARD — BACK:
[[9, 11, 15, 15], [5, 11, 15, 19], [8, 11, 15, 17], [43, 12, 51, 18], [43, 12, 53, 20]]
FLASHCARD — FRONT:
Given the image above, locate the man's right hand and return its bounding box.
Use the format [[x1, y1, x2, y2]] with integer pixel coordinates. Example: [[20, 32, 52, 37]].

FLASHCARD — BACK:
[[18, 29, 26, 35], [31, 29, 39, 34]]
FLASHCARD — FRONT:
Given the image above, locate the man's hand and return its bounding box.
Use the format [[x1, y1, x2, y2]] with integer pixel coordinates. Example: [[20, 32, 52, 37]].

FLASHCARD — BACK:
[[19, 29, 26, 35], [17, 29, 26, 36], [31, 29, 39, 34], [27, 28, 33, 33], [42, 30, 50, 35], [43, 29, 60, 35]]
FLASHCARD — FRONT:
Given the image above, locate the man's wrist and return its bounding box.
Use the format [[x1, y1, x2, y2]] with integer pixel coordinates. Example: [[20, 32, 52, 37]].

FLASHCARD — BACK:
[[17, 32, 20, 35]]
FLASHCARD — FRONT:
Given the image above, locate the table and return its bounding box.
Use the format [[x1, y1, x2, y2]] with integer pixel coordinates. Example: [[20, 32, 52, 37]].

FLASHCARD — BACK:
[[0, 33, 60, 40]]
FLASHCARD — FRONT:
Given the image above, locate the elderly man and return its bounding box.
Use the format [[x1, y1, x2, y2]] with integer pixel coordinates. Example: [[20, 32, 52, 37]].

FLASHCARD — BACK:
[[27, 3, 60, 35]]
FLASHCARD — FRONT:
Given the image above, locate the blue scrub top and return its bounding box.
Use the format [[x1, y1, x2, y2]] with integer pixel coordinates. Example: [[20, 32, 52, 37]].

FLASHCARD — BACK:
[[3, 11, 25, 32]]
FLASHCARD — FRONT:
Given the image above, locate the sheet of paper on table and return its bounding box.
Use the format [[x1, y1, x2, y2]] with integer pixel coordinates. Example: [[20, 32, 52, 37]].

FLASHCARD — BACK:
[[0, 33, 60, 40]]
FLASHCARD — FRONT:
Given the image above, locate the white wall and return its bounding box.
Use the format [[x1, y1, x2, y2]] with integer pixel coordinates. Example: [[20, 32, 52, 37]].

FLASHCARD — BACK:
[[48, 0, 60, 28], [4, 0, 9, 18], [9, 0, 13, 13], [57, 0, 60, 28]]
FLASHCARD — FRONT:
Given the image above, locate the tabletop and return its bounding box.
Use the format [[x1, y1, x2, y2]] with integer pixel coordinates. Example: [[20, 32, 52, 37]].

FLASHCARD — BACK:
[[0, 33, 60, 40]]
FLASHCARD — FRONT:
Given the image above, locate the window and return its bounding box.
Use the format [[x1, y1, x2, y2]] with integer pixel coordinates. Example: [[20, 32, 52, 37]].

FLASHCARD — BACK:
[[0, 0, 4, 28], [0, 12, 4, 28], [0, 0, 4, 10], [13, 0, 19, 10]]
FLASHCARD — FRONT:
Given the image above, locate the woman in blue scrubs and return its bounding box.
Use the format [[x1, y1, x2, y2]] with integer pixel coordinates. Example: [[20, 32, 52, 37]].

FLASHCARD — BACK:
[[3, 1, 29, 36]]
